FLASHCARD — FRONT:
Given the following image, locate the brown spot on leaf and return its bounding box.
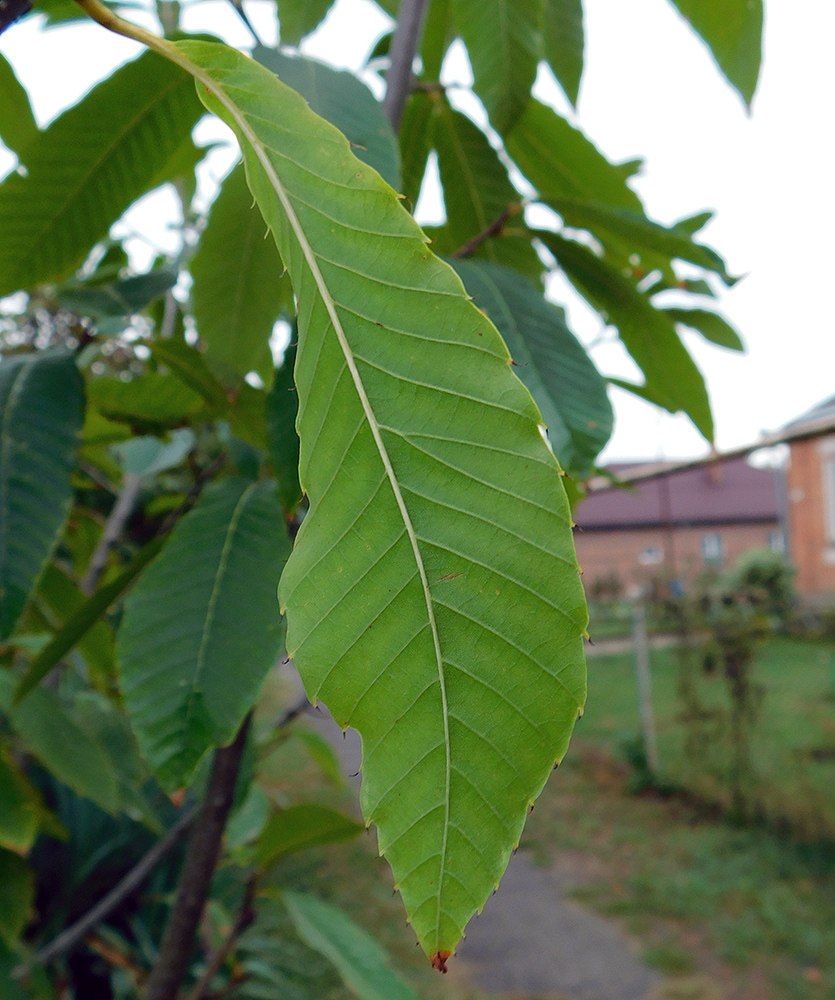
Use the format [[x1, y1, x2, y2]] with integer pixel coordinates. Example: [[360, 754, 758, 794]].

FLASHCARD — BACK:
[[431, 951, 451, 973]]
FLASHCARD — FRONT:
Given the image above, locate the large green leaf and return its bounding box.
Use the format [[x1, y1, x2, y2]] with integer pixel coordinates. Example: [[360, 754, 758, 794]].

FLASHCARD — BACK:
[[118, 479, 291, 791], [669, 0, 762, 105], [428, 96, 541, 278], [191, 161, 289, 388], [253, 46, 401, 190], [256, 803, 362, 867], [87, 371, 203, 427], [0, 54, 38, 160], [540, 230, 713, 439], [663, 306, 744, 351], [505, 98, 643, 212], [542, 0, 584, 106], [0, 672, 120, 813], [452, 259, 612, 476], [451, 0, 542, 133], [398, 92, 435, 209], [0, 850, 33, 948], [0, 50, 203, 296], [59, 268, 178, 319], [174, 40, 587, 961], [420, 0, 453, 79], [0, 351, 84, 641], [284, 891, 418, 1000]]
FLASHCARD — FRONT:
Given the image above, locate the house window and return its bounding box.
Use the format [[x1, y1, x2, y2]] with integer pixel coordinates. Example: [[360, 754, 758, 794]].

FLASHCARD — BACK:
[[638, 545, 663, 566], [768, 529, 785, 554], [825, 457, 835, 543], [701, 532, 723, 567]]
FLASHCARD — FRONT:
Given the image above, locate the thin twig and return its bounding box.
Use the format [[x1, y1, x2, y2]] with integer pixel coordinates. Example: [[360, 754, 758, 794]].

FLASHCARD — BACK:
[[183, 878, 257, 1000], [15, 808, 197, 979], [158, 452, 227, 536], [81, 472, 143, 594], [226, 0, 263, 46], [382, 0, 431, 130], [451, 204, 518, 259], [142, 715, 252, 1000]]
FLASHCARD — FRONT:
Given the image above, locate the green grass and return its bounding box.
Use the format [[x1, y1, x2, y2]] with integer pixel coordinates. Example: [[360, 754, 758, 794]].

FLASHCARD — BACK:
[[582, 636, 835, 835]]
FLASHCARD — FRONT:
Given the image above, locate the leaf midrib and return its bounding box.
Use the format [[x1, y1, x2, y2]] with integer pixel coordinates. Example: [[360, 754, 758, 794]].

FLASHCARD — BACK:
[[180, 48, 453, 946]]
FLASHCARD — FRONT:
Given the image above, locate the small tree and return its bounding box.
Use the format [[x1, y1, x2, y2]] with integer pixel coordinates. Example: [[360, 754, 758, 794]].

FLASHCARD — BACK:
[[0, 0, 760, 994]]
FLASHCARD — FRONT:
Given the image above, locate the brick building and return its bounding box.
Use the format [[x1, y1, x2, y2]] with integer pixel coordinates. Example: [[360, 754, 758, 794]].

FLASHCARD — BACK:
[[783, 395, 835, 601], [573, 456, 784, 596]]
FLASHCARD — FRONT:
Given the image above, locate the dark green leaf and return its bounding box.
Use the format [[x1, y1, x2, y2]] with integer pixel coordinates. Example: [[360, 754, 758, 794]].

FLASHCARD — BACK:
[[284, 891, 418, 1000], [542, 0, 583, 105], [429, 97, 541, 277], [551, 199, 734, 283], [506, 98, 643, 211], [0, 54, 38, 160], [420, 0, 453, 79], [398, 92, 434, 209], [60, 268, 178, 319], [0, 746, 40, 853], [147, 337, 230, 410], [0, 672, 120, 813], [0, 351, 84, 641], [663, 306, 744, 351], [540, 231, 713, 439], [452, 259, 612, 476], [14, 536, 167, 702], [256, 804, 362, 867], [669, 0, 762, 105], [0, 850, 33, 948], [191, 162, 289, 388], [111, 429, 195, 477], [451, 0, 542, 133], [87, 372, 203, 427], [118, 479, 291, 791], [0, 50, 203, 295], [253, 46, 401, 190], [276, 0, 335, 44], [266, 345, 302, 514]]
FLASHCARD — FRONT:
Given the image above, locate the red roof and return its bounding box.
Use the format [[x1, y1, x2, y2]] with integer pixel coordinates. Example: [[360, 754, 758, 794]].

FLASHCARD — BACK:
[[576, 455, 780, 530]]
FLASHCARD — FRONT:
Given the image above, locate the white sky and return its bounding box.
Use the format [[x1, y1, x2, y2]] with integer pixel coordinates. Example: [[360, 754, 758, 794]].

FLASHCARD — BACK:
[[2, 0, 833, 463]]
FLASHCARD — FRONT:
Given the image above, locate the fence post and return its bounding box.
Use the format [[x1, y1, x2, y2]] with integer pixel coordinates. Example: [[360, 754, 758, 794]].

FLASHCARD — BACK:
[[633, 596, 660, 773]]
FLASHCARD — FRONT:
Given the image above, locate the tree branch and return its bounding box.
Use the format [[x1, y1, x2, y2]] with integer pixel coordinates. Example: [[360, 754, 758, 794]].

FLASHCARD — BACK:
[[183, 878, 257, 1000], [15, 807, 196, 979], [142, 715, 252, 1000], [81, 472, 143, 594], [382, 0, 431, 130], [450, 204, 519, 259]]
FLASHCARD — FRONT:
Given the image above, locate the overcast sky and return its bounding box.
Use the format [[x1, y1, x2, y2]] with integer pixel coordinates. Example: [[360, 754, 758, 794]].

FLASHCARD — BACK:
[[2, 0, 833, 463]]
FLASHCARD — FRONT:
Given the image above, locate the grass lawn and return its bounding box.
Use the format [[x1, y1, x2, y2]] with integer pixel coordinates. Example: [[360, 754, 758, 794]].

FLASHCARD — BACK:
[[582, 636, 835, 835]]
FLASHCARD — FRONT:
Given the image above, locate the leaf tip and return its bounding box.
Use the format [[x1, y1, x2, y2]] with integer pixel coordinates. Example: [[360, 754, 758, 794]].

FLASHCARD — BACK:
[[431, 951, 451, 974]]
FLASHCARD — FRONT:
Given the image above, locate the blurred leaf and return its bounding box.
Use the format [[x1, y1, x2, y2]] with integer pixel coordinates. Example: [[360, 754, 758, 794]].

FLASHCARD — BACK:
[[87, 372, 203, 427], [146, 337, 231, 410], [542, 0, 583, 105], [0, 54, 38, 160], [0, 746, 40, 853], [0, 673, 120, 813], [147, 134, 211, 207], [552, 199, 734, 283], [256, 803, 362, 867], [14, 535, 167, 702], [284, 891, 417, 1000], [452, 259, 612, 476], [227, 783, 270, 849], [265, 345, 302, 514], [276, 0, 335, 44], [663, 306, 744, 351], [59, 268, 178, 319], [451, 0, 542, 133], [669, 0, 762, 105], [428, 96, 541, 277], [0, 351, 84, 641], [540, 230, 713, 439], [229, 381, 269, 452], [506, 98, 643, 211], [420, 0, 453, 79], [111, 429, 195, 476], [253, 46, 401, 190], [0, 850, 33, 948], [118, 479, 291, 791], [293, 727, 345, 788], [398, 92, 434, 209], [191, 162, 288, 388], [0, 50, 203, 295], [182, 39, 587, 960]]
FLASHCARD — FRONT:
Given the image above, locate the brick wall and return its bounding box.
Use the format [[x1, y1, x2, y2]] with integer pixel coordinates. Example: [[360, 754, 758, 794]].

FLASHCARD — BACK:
[[786, 433, 835, 599], [574, 521, 780, 597]]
